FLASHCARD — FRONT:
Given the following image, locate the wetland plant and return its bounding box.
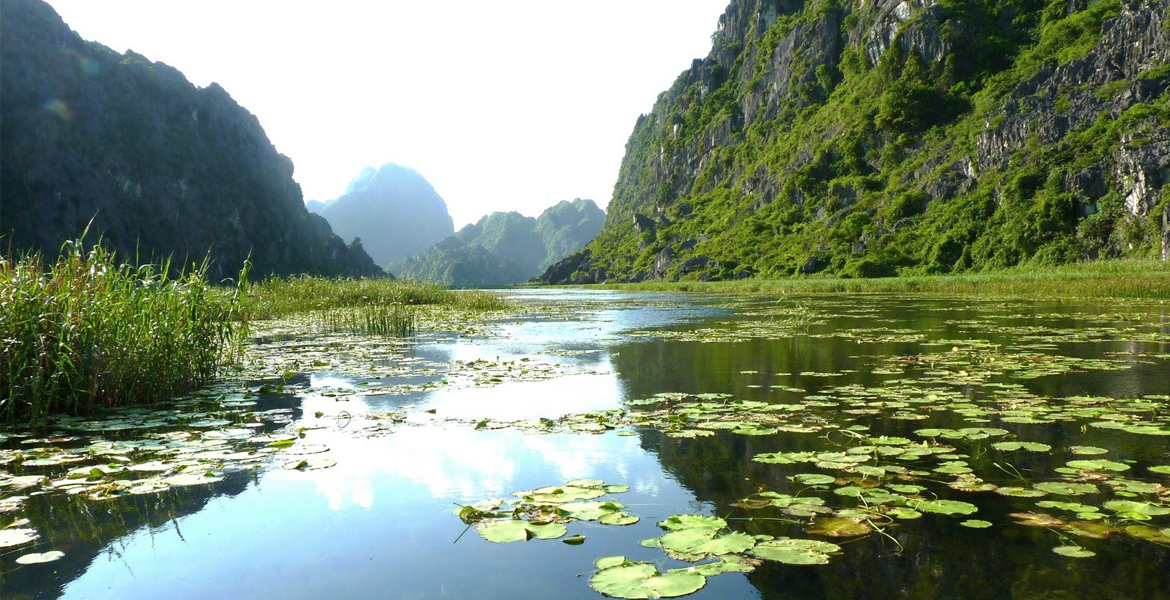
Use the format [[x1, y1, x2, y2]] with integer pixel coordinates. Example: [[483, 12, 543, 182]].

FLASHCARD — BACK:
[[0, 239, 245, 425], [321, 303, 416, 337], [243, 275, 507, 318]]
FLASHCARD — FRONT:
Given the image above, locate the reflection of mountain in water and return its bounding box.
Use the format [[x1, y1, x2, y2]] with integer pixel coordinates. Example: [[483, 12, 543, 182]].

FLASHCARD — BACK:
[[607, 311, 1170, 600], [3, 381, 307, 600]]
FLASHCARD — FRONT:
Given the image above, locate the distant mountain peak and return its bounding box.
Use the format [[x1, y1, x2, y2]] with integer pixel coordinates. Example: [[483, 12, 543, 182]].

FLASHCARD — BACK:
[[318, 164, 454, 269]]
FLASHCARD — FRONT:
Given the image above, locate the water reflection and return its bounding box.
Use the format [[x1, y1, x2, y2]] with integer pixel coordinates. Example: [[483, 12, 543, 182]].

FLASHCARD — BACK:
[[5, 291, 1169, 600], [54, 426, 750, 600]]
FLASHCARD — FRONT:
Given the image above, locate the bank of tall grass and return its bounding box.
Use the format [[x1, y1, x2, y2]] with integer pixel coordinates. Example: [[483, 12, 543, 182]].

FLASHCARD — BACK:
[[0, 241, 245, 425], [598, 259, 1170, 301], [1, 245, 511, 425], [242, 275, 508, 320]]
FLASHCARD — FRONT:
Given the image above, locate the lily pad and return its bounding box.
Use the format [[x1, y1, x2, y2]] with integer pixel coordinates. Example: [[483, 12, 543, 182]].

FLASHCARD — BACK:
[[476, 519, 567, 543], [589, 560, 706, 599], [992, 442, 1052, 452], [692, 556, 759, 576], [994, 487, 1048, 498], [805, 517, 872, 537], [1102, 500, 1170, 520], [752, 538, 842, 565], [1053, 545, 1096, 558], [960, 520, 992, 528], [657, 529, 756, 560], [658, 515, 727, 531], [15, 550, 65, 564], [915, 499, 978, 516], [0, 528, 39, 548], [1033, 482, 1097, 496], [1066, 459, 1130, 472], [793, 473, 836, 486]]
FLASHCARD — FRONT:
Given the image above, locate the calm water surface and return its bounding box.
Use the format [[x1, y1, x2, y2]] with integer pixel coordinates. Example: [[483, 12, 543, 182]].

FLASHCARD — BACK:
[[4, 290, 1169, 600]]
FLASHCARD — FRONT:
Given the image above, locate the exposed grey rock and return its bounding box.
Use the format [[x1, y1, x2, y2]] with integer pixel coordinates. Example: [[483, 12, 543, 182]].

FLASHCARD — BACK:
[[652, 247, 675, 279], [1114, 127, 1170, 217]]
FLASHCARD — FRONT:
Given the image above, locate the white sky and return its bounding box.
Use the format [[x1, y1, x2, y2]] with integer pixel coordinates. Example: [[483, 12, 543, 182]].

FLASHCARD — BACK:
[[44, 1, 729, 227]]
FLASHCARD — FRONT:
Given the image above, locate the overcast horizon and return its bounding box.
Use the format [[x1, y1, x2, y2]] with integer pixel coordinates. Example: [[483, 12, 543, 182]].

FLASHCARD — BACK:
[[44, 0, 731, 227]]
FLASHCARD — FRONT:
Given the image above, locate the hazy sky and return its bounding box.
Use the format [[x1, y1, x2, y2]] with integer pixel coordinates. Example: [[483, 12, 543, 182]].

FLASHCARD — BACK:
[[44, 1, 730, 227]]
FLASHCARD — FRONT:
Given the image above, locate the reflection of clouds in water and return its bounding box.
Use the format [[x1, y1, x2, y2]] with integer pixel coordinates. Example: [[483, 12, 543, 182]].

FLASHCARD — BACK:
[[300, 427, 517, 510], [296, 426, 671, 513], [424, 373, 624, 421]]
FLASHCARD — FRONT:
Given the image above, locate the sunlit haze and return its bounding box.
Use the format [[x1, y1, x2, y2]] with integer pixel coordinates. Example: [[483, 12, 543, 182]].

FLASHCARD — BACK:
[[43, 0, 730, 227]]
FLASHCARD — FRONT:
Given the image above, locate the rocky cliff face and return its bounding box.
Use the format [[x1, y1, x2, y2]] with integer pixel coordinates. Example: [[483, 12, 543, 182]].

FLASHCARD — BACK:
[[0, 0, 382, 279], [319, 164, 455, 270], [404, 199, 604, 287], [545, 0, 1170, 283]]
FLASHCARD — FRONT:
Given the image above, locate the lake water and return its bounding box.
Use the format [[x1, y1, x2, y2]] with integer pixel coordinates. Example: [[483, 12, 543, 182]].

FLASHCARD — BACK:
[[3, 290, 1169, 600]]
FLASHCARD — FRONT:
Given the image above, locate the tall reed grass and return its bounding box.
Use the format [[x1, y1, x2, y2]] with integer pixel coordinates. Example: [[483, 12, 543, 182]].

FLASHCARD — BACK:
[[244, 275, 508, 319], [0, 240, 245, 425]]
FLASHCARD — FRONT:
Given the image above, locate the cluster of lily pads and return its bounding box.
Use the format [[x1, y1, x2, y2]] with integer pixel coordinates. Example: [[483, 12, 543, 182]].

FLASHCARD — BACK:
[[455, 479, 638, 544], [590, 517, 843, 599], [0, 386, 351, 565], [454, 480, 848, 599]]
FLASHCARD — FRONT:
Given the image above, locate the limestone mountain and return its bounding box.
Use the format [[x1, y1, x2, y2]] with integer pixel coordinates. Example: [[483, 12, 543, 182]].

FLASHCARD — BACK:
[[305, 199, 335, 215], [543, 0, 1170, 284], [0, 0, 382, 280], [401, 199, 604, 286], [317, 164, 455, 270]]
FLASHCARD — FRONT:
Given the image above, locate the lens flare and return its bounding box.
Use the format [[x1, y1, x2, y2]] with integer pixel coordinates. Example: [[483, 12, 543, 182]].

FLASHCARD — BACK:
[[42, 99, 73, 121]]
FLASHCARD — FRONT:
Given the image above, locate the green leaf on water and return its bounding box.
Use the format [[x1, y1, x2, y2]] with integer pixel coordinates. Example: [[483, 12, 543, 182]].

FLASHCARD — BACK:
[[805, 517, 872, 537], [475, 519, 567, 543], [0, 528, 39, 548], [752, 538, 841, 565], [658, 515, 727, 531], [1033, 482, 1098, 496], [915, 500, 978, 516], [1102, 500, 1170, 520], [1069, 446, 1108, 455], [599, 512, 640, 526], [994, 487, 1048, 498], [960, 520, 993, 529], [588, 561, 706, 599], [15, 550, 65, 564], [1053, 545, 1095, 558], [887, 507, 923, 520], [793, 473, 836, 486], [1149, 465, 1170, 475], [992, 442, 1052, 452], [657, 529, 756, 560], [692, 556, 759, 576], [562, 534, 586, 545], [1066, 459, 1129, 472]]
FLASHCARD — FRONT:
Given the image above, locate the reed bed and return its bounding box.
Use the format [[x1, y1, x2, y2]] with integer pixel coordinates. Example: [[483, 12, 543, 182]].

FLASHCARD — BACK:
[[320, 304, 417, 337], [0, 241, 245, 425], [243, 275, 508, 319]]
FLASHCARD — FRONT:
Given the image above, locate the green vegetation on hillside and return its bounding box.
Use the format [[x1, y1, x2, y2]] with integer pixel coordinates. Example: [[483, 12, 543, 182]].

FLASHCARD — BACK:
[[572, 0, 1169, 282], [402, 199, 605, 286]]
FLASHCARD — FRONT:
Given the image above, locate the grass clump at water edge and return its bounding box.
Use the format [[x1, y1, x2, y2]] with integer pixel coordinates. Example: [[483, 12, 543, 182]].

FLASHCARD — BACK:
[[0, 240, 247, 426]]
